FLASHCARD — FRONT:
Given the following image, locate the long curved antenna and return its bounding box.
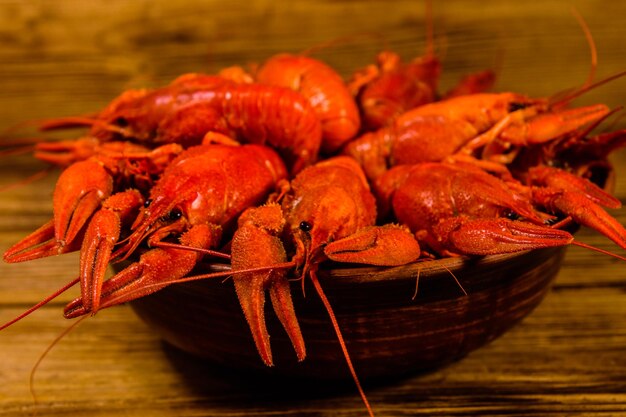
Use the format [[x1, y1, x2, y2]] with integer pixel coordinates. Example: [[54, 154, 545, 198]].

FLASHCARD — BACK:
[[0, 166, 55, 193], [98, 261, 298, 310], [424, 0, 434, 59], [0, 144, 36, 157], [411, 267, 422, 300], [549, 70, 626, 108], [570, 7, 597, 89], [0, 260, 295, 331], [0, 277, 80, 331], [442, 264, 468, 296], [38, 116, 130, 138], [30, 316, 88, 404], [572, 240, 626, 261], [37, 116, 101, 131], [309, 269, 374, 417], [0, 111, 99, 136], [149, 241, 232, 260]]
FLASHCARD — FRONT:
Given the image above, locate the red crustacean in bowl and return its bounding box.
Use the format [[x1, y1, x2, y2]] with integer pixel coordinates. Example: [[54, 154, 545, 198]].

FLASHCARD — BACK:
[[1, 24, 625, 417], [127, 162, 620, 380]]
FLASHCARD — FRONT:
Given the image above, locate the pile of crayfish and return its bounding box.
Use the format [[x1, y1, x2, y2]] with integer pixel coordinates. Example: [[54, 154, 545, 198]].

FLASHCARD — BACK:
[[3, 47, 626, 416]]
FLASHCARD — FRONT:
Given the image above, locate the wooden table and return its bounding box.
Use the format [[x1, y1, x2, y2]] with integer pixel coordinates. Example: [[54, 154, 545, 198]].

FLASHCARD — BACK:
[[1, 1, 625, 415]]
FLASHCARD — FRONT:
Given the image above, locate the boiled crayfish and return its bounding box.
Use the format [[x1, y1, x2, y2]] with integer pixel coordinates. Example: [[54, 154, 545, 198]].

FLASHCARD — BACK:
[[1, 37, 626, 417], [34, 73, 323, 174], [343, 91, 611, 181], [230, 156, 420, 366], [374, 160, 626, 257]]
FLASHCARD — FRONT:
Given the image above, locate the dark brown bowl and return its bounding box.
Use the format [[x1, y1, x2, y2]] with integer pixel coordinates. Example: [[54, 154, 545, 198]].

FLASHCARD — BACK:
[[128, 246, 567, 380]]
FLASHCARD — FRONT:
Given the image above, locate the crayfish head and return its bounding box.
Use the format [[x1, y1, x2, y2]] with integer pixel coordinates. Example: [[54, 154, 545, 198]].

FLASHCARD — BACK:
[[93, 88, 154, 141], [287, 187, 361, 268], [461, 92, 546, 126], [118, 195, 188, 259]]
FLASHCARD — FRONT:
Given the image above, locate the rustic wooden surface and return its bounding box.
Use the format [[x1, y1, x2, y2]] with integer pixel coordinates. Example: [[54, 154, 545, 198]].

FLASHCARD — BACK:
[[1, 0, 625, 416]]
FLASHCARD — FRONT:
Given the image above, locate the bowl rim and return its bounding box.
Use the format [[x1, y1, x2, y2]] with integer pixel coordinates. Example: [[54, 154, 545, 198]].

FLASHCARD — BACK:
[[194, 248, 544, 285]]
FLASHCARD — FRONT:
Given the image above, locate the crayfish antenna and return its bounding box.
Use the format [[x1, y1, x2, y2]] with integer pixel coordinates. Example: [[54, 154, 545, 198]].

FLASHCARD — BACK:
[[148, 241, 232, 260], [0, 143, 36, 157], [411, 268, 422, 301], [441, 264, 468, 296], [549, 70, 626, 108], [30, 316, 88, 404], [309, 268, 375, 417], [36, 116, 103, 131], [0, 166, 54, 193], [571, 240, 626, 262], [0, 277, 80, 331], [570, 7, 597, 90], [424, 0, 435, 59], [548, 8, 598, 108], [97, 262, 298, 311]]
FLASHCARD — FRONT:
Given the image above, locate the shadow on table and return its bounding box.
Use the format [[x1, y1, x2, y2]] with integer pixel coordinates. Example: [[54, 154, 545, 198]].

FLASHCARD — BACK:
[[160, 339, 421, 410]]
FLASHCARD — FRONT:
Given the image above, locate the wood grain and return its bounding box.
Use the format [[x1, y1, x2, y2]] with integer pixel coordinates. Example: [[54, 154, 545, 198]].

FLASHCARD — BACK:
[[0, 0, 625, 416]]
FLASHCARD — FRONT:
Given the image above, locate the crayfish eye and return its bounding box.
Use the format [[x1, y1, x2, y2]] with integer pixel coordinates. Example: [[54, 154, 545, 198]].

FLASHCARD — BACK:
[[508, 102, 530, 113], [299, 221, 312, 232], [114, 116, 129, 127], [504, 210, 520, 221], [143, 198, 153, 208], [168, 208, 182, 221]]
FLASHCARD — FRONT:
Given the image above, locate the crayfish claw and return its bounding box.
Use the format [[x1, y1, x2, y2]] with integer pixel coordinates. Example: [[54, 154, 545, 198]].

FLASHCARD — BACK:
[[324, 224, 421, 266], [501, 104, 610, 145], [268, 275, 306, 362], [533, 189, 626, 250], [3, 220, 80, 262], [3, 159, 114, 263], [434, 217, 574, 256], [232, 270, 275, 366], [53, 160, 114, 247], [529, 166, 622, 209], [65, 223, 214, 318], [231, 205, 305, 365], [78, 190, 144, 314]]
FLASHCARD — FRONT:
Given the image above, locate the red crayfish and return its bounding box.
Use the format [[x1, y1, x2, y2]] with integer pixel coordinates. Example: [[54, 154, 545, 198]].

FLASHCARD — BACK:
[[343, 90, 612, 181], [1, 34, 626, 417], [31, 73, 323, 175], [375, 161, 626, 257]]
